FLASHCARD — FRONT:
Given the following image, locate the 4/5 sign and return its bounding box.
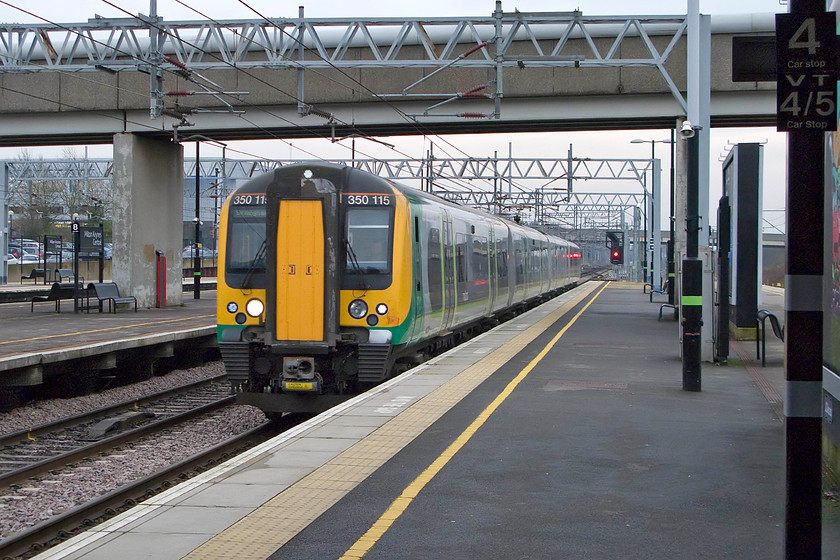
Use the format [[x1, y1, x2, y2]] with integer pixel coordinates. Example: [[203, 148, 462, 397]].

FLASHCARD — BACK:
[[776, 12, 837, 132]]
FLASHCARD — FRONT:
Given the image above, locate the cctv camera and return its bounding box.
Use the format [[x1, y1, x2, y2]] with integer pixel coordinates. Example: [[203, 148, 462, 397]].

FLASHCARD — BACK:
[[679, 121, 696, 139]]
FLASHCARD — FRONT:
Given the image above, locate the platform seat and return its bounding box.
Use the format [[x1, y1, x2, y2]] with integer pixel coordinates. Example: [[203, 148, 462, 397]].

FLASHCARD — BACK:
[[54, 268, 83, 283], [30, 282, 75, 312], [88, 282, 137, 313], [20, 268, 46, 284]]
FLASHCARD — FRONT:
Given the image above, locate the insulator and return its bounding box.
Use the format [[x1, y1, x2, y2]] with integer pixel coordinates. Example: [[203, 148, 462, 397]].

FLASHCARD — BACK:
[[463, 84, 487, 96], [458, 112, 487, 119], [461, 41, 488, 58], [164, 55, 189, 71], [309, 107, 333, 120], [165, 90, 193, 96]]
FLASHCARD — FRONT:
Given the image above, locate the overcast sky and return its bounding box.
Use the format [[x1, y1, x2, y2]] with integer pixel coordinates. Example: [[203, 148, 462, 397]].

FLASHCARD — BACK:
[[0, 1, 793, 230]]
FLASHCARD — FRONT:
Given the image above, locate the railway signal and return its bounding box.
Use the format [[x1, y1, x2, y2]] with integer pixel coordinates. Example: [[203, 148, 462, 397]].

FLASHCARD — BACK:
[[605, 231, 624, 265]]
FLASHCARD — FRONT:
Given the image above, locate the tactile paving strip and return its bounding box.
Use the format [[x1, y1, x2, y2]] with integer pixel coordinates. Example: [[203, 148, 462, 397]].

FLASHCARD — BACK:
[[184, 282, 600, 559]]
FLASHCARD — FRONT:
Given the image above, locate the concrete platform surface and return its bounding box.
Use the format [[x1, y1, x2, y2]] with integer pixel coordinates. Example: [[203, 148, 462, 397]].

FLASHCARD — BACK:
[[31, 282, 840, 560]]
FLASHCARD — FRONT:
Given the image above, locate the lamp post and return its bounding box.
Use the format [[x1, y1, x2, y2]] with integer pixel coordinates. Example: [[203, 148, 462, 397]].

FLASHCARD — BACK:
[[179, 135, 227, 300], [630, 138, 674, 290]]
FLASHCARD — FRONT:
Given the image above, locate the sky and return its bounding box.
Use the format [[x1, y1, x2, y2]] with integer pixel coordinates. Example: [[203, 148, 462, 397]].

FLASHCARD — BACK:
[[0, 1, 792, 231]]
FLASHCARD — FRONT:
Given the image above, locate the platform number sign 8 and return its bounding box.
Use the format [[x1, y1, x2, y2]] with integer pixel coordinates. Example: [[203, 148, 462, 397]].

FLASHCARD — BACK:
[[775, 12, 837, 132]]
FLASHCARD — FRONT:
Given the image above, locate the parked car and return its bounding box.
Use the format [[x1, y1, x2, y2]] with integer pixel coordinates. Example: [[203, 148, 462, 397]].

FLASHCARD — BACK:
[[10, 252, 39, 265], [182, 246, 217, 260]]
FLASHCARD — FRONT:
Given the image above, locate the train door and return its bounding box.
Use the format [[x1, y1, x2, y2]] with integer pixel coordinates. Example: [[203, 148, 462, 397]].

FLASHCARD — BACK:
[[489, 228, 498, 311], [442, 212, 456, 331], [276, 199, 324, 341]]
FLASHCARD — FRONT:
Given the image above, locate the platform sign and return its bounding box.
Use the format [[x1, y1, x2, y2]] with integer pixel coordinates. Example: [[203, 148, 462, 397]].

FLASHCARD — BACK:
[[776, 12, 837, 132], [79, 226, 103, 253]]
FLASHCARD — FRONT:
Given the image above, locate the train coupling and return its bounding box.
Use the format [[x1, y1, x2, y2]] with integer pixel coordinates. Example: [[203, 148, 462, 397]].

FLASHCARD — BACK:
[[281, 356, 322, 393]]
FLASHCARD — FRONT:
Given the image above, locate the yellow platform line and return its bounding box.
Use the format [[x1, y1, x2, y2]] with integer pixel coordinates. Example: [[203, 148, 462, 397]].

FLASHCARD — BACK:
[[0, 315, 214, 346], [339, 281, 608, 559], [184, 282, 604, 560]]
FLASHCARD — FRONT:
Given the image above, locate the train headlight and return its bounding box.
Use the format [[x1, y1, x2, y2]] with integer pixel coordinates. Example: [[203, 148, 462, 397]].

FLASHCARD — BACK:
[[348, 299, 368, 319], [226, 302, 238, 314], [246, 298, 264, 317], [376, 303, 388, 315]]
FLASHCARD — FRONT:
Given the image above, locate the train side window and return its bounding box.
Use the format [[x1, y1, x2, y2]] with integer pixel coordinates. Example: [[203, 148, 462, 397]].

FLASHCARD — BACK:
[[472, 236, 489, 300], [427, 227, 443, 311], [455, 233, 467, 285]]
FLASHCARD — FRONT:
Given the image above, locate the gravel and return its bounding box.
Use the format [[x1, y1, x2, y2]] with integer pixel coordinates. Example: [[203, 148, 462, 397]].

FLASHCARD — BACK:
[[0, 362, 227, 436], [0, 362, 268, 541]]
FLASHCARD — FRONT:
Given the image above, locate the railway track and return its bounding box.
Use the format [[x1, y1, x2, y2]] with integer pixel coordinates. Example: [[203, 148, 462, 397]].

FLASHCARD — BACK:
[[0, 375, 233, 487], [0, 373, 283, 559], [0, 421, 277, 560]]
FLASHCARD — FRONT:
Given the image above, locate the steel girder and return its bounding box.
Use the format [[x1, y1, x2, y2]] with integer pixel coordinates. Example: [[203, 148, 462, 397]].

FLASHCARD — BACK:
[[0, 10, 689, 112]]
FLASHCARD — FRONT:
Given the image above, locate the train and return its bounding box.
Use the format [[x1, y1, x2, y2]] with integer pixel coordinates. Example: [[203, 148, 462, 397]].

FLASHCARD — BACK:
[[216, 162, 582, 419]]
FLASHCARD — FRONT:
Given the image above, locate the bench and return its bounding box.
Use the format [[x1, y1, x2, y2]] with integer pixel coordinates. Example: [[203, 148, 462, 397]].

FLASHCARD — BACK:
[[30, 282, 76, 312], [54, 268, 83, 283], [756, 309, 784, 367], [20, 268, 46, 284], [88, 282, 137, 313], [644, 281, 667, 303]]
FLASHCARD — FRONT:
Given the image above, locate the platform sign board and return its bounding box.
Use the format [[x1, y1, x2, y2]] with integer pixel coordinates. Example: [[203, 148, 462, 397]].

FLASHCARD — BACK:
[[776, 12, 837, 132], [79, 226, 103, 253]]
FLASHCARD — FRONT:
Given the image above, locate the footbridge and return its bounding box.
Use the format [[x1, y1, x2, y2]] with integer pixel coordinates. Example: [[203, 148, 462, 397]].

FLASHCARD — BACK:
[[0, 7, 776, 145]]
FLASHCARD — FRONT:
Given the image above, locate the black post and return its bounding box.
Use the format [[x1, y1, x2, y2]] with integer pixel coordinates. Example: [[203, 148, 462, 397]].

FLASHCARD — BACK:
[[681, 131, 701, 391], [715, 196, 730, 363], [194, 141, 201, 300], [785, 117, 824, 560], [98, 223, 104, 284], [668, 129, 676, 307], [73, 224, 80, 313], [782, 1, 825, 556], [642, 186, 648, 287]]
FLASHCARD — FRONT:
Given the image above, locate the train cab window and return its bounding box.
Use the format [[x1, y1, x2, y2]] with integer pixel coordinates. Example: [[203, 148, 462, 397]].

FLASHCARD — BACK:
[[225, 204, 267, 288], [343, 207, 393, 290]]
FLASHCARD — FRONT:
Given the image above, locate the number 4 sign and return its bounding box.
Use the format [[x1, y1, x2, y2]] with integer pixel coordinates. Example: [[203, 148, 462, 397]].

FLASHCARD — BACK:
[[776, 12, 837, 132]]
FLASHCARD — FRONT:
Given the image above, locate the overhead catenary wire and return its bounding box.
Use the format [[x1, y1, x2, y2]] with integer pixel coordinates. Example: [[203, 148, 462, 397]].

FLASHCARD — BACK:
[[1, 1, 562, 201], [104, 0, 479, 185]]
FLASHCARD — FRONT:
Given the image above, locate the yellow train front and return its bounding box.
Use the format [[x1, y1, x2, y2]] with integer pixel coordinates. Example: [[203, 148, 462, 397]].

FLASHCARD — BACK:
[[217, 163, 581, 418]]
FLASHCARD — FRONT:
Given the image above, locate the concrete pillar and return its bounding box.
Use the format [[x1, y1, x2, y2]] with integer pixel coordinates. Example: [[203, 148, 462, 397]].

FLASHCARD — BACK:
[[112, 134, 184, 308]]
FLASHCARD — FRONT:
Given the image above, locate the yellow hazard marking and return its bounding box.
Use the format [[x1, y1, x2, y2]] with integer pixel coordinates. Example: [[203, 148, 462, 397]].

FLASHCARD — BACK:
[[0, 315, 214, 346], [338, 282, 609, 559]]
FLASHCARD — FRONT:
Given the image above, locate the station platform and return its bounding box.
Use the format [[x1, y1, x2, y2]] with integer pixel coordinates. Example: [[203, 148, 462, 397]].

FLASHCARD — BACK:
[[32, 281, 840, 560], [0, 282, 217, 394]]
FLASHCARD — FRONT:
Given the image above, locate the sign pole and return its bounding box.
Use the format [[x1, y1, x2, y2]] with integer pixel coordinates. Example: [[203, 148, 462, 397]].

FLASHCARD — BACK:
[[776, 1, 831, 557]]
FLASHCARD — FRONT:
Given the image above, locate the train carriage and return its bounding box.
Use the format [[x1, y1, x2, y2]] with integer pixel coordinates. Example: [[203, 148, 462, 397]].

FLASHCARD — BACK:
[[216, 163, 581, 417]]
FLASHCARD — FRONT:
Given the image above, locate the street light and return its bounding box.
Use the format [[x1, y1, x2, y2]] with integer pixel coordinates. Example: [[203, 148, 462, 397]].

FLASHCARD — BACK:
[[630, 138, 674, 291], [179, 135, 227, 300]]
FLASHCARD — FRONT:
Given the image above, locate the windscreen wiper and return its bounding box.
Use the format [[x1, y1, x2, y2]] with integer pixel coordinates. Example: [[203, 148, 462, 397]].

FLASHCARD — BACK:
[[240, 239, 267, 289], [345, 239, 369, 291]]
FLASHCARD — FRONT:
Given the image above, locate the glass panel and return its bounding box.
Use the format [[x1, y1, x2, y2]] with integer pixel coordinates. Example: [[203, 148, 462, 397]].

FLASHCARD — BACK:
[[345, 207, 391, 274], [227, 205, 266, 272]]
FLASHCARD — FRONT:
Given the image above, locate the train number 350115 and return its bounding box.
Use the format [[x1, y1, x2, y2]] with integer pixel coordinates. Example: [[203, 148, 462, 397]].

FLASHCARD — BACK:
[[345, 194, 391, 205]]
